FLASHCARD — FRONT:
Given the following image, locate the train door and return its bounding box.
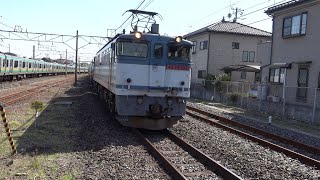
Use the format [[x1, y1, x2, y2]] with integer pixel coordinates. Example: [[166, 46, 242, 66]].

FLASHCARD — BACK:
[[148, 43, 165, 88], [19, 60, 22, 73], [110, 44, 115, 89], [9, 59, 13, 73], [4, 58, 8, 73]]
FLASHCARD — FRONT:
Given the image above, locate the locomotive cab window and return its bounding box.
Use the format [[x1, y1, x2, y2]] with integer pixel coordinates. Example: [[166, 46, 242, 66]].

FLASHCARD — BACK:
[[116, 41, 148, 58], [168, 45, 191, 61], [154, 44, 163, 58]]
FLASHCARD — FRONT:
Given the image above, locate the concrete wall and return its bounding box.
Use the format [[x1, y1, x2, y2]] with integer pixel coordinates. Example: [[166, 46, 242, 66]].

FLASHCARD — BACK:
[[187, 32, 209, 83], [257, 41, 271, 66], [207, 33, 270, 84]]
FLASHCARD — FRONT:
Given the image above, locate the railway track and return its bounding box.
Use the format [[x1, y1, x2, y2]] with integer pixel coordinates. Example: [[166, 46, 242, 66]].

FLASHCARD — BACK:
[[136, 129, 242, 180], [0, 78, 74, 106], [186, 105, 320, 169]]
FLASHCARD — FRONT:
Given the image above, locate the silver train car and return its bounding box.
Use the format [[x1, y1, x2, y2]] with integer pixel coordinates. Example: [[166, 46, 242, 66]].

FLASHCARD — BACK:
[[93, 30, 193, 130]]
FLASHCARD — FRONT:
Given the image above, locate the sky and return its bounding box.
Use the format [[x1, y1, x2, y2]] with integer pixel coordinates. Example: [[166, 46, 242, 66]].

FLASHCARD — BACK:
[[0, 0, 289, 62]]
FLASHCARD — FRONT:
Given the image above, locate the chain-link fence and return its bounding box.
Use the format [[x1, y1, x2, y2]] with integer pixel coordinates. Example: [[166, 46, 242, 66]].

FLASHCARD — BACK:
[[190, 81, 320, 124]]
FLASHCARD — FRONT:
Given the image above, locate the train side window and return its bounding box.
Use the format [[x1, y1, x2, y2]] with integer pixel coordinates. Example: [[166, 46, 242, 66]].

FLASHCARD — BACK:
[[2, 59, 5, 67], [154, 44, 163, 58], [23, 62, 26, 68], [7, 60, 9, 67], [29, 62, 32, 68]]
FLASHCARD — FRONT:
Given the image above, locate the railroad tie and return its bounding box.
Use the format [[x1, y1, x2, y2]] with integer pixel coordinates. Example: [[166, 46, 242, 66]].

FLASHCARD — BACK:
[[0, 105, 17, 155]]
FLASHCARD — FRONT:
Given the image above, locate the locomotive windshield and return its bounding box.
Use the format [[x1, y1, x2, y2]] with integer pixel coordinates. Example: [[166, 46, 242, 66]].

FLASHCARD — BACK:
[[116, 41, 148, 58], [168, 45, 191, 61]]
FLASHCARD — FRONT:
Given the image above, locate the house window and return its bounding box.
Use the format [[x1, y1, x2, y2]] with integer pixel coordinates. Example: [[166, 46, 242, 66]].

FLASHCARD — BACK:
[[269, 68, 285, 83], [241, 71, 246, 79], [232, 42, 239, 49], [283, 12, 307, 37], [242, 51, 255, 62], [242, 51, 248, 62], [192, 41, 197, 53], [249, 51, 255, 62], [198, 70, 207, 79], [199, 41, 208, 50]]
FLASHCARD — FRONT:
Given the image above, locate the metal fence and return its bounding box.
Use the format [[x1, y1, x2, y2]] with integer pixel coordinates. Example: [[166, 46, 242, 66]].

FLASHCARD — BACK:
[[190, 81, 320, 124]]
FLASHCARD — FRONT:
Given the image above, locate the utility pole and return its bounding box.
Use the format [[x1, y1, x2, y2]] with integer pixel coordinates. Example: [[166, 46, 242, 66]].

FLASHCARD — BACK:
[[75, 30, 78, 86], [65, 49, 67, 75], [8, 44, 10, 53], [33, 45, 35, 59], [232, 7, 244, 22]]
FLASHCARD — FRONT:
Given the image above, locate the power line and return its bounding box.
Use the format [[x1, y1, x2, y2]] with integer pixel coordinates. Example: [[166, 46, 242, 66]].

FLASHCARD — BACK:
[[185, 0, 289, 35], [136, 0, 146, 9], [141, 0, 154, 10], [113, 0, 148, 36], [199, 1, 240, 22], [243, 0, 272, 11], [240, 0, 288, 18]]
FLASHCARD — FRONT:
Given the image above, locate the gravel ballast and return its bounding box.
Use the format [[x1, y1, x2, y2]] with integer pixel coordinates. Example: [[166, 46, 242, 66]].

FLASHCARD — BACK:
[[170, 115, 320, 179], [187, 102, 320, 149]]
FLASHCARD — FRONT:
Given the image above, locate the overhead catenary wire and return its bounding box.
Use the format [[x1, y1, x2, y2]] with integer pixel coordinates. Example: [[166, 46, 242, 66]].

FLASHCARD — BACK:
[[185, 0, 290, 35], [113, 0, 149, 36], [140, 0, 154, 10]]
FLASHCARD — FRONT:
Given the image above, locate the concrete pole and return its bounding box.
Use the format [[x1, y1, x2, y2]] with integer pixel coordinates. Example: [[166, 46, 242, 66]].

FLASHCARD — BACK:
[[65, 49, 67, 75], [75, 30, 78, 86], [33, 45, 35, 59], [282, 68, 287, 117], [312, 88, 317, 124]]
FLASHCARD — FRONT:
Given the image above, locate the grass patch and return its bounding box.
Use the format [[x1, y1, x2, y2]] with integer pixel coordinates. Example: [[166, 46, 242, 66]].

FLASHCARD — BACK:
[[9, 120, 21, 129], [60, 173, 74, 180]]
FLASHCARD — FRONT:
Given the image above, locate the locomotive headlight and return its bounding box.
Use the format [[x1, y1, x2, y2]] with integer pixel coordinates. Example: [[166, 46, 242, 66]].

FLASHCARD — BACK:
[[134, 32, 142, 39], [180, 81, 185, 86], [175, 36, 182, 43], [127, 78, 132, 83], [167, 98, 173, 106]]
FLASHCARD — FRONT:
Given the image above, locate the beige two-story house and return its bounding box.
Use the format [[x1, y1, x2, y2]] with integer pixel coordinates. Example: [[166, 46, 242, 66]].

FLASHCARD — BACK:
[[262, 0, 320, 102], [184, 19, 271, 83]]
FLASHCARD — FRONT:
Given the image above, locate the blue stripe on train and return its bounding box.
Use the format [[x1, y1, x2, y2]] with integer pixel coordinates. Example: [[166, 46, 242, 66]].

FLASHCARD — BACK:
[[116, 56, 192, 66], [115, 84, 189, 91]]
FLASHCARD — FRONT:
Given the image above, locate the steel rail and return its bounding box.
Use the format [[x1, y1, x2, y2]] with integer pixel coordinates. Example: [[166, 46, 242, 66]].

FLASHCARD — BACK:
[[135, 129, 187, 180], [0, 78, 73, 106], [186, 109, 320, 169], [166, 130, 243, 180], [187, 105, 320, 155], [136, 129, 243, 180]]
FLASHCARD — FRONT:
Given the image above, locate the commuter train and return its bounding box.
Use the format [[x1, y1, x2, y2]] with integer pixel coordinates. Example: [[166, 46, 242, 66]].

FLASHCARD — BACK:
[[0, 53, 87, 81], [92, 25, 193, 130]]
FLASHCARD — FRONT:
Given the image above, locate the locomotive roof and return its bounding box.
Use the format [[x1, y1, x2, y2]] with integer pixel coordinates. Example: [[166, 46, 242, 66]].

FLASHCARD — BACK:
[[96, 33, 192, 54]]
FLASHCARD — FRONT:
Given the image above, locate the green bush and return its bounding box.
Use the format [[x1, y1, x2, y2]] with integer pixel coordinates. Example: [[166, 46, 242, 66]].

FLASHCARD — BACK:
[[203, 73, 231, 90]]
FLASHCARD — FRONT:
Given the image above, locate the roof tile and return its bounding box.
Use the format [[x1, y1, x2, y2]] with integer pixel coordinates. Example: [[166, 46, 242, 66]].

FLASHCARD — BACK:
[[184, 21, 271, 37]]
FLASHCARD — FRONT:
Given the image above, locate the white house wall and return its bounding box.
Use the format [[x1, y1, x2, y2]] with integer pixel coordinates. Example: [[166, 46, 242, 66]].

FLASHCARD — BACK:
[[262, 1, 320, 88], [208, 33, 270, 79], [187, 32, 209, 82]]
